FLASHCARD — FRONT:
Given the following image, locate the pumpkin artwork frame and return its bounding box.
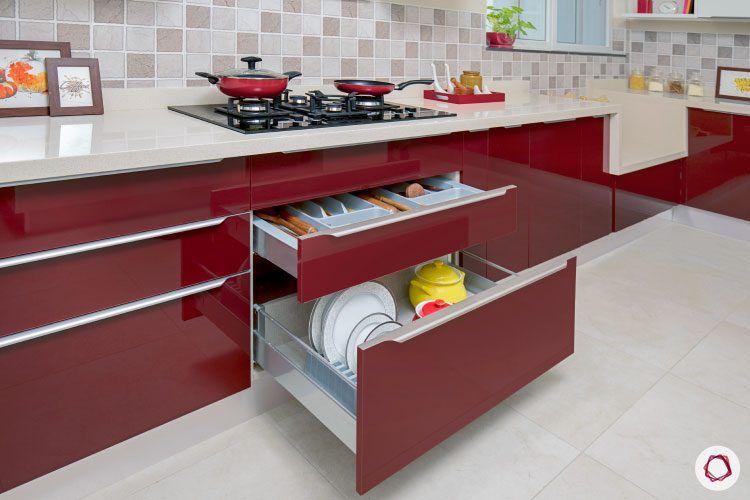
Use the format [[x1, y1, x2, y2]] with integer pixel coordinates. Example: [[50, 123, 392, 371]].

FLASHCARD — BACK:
[[0, 40, 72, 118]]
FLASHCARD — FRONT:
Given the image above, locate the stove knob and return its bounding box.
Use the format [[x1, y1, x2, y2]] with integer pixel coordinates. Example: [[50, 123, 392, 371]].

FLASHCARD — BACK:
[[382, 111, 395, 121]]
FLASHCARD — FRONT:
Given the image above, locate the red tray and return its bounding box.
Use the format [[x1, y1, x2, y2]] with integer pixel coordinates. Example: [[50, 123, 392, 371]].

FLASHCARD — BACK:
[[424, 90, 506, 104]]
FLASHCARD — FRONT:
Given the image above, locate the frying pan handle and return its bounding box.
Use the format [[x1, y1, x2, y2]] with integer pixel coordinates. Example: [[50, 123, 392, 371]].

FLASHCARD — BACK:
[[284, 71, 302, 81], [394, 79, 435, 91], [241, 56, 263, 69], [195, 72, 220, 85]]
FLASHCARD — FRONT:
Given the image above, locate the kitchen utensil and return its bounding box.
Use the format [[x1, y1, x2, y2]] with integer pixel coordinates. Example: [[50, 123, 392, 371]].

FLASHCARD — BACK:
[[405, 183, 426, 198], [309, 291, 341, 353], [473, 85, 482, 95], [371, 193, 410, 212], [451, 78, 471, 95], [323, 282, 396, 366], [333, 79, 434, 96], [356, 193, 397, 213], [256, 212, 307, 236], [195, 56, 302, 99], [409, 260, 467, 307], [445, 63, 455, 94], [431, 63, 446, 93], [482, 83, 491, 94], [413, 299, 453, 321], [279, 209, 317, 234], [345, 313, 393, 373]]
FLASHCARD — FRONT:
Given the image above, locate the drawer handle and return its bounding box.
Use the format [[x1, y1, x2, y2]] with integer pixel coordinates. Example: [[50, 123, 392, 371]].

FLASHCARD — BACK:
[[0, 274, 244, 350], [0, 216, 231, 270], [375, 259, 570, 345], [312, 187, 514, 239]]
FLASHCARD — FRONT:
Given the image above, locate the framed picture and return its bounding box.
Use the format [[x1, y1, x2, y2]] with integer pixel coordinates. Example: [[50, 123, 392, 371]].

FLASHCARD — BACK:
[[46, 58, 104, 116], [0, 40, 72, 117], [716, 66, 750, 102]]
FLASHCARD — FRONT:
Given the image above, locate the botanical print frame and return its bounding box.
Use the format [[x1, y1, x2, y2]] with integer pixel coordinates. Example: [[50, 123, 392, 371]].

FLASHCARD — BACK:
[[716, 66, 750, 103], [0, 40, 72, 117], [46, 58, 104, 116]]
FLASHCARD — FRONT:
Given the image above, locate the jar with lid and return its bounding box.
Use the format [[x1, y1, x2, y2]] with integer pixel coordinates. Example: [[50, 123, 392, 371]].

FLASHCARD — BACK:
[[629, 68, 647, 91], [460, 71, 482, 91], [667, 72, 685, 94], [687, 71, 704, 97], [648, 68, 665, 93]]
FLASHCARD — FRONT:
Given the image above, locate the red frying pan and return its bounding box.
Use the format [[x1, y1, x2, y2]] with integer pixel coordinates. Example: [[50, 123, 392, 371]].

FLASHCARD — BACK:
[[333, 79, 434, 96]]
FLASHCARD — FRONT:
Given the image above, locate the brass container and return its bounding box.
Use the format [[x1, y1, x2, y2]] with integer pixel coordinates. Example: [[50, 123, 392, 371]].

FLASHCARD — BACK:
[[460, 71, 482, 91]]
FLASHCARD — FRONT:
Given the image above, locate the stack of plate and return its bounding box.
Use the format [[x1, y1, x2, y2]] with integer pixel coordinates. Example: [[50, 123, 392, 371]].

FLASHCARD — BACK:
[[308, 281, 401, 375]]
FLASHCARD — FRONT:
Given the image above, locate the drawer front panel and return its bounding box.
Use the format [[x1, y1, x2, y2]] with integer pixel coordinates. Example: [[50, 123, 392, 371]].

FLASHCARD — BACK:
[[297, 188, 517, 302], [0, 214, 250, 339], [0, 157, 250, 260], [0, 274, 250, 492], [356, 259, 576, 494], [250, 134, 463, 210]]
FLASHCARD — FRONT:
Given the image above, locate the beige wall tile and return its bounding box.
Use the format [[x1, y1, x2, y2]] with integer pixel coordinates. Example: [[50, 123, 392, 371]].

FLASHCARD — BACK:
[[1, 0, 16, 18], [94, 24, 124, 50], [126, 0, 154, 25], [126, 26, 155, 51], [57, 0, 89, 21], [157, 27, 183, 52], [94, 0, 124, 24], [127, 52, 155, 77], [186, 29, 210, 52], [260, 11, 280, 32], [57, 22, 90, 49], [0, 20, 15, 38], [19, 20, 54, 39], [237, 31, 258, 53], [95, 50, 125, 77], [156, 2, 182, 27], [186, 5, 209, 29], [282, 0, 300, 13], [19, 0, 54, 20], [212, 7, 235, 30], [156, 53, 183, 77]]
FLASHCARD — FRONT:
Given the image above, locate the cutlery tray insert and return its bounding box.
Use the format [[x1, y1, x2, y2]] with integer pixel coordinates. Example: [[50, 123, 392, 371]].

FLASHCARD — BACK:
[[254, 262, 495, 417], [254, 176, 481, 237]]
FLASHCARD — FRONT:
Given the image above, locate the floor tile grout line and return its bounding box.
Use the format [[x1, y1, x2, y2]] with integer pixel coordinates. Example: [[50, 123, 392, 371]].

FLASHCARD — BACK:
[[669, 372, 750, 412], [583, 455, 658, 499], [529, 450, 582, 500]]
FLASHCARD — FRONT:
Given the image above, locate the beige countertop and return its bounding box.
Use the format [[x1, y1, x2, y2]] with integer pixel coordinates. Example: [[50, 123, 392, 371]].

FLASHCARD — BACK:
[[0, 86, 620, 187]]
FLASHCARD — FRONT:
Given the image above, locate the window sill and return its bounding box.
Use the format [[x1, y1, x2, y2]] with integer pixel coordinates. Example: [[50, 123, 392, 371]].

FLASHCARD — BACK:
[[486, 46, 628, 58]]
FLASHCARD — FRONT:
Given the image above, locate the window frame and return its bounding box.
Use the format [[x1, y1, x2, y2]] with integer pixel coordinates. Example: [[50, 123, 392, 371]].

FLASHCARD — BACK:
[[487, 0, 614, 55]]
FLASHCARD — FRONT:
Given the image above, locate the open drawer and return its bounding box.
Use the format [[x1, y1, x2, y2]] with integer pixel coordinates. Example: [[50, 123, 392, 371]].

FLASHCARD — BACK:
[[253, 176, 517, 303], [254, 256, 576, 494]]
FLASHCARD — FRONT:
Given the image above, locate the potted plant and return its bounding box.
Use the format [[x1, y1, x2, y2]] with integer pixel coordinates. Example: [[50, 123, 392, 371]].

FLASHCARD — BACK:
[[486, 5, 536, 48]]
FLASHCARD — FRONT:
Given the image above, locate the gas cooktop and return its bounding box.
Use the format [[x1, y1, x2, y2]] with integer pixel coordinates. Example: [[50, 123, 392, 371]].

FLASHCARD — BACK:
[[168, 90, 455, 134]]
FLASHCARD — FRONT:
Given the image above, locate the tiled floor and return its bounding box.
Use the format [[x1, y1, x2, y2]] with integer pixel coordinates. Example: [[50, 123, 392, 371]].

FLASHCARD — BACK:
[[48, 224, 750, 498]]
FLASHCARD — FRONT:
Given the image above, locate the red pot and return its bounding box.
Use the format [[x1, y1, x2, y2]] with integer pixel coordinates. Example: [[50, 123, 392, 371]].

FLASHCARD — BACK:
[[486, 32, 516, 48], [196, 56, 301, 99], [333, 79, 435, 96]]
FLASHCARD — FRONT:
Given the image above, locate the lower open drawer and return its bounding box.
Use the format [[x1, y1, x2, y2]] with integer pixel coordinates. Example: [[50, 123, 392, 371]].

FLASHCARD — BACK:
[[254, 257, 576, 494], [253, 176, 517, 303]]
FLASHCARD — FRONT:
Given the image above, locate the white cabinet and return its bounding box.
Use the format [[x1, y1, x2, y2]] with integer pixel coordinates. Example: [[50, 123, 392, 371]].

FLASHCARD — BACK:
[[696, 0, 750, 18]]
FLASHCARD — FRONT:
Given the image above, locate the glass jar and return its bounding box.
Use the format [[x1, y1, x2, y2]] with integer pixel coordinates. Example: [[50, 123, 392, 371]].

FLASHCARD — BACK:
[[667, 72, 685, 94], [629, 68, 647, 91], [648, 68, 665, 93], [687, 71, 705, 97], [460, 71, 482, 91]]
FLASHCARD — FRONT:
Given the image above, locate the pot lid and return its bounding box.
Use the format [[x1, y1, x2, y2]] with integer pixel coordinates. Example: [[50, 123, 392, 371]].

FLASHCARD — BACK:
[[217, 56, 288, 80], [416, 299, 453, 317], [415, 261, 462, 285]]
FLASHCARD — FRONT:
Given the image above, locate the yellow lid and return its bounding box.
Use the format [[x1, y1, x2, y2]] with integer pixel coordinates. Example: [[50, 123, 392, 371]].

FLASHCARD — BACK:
[[415, 261, 462, 285]]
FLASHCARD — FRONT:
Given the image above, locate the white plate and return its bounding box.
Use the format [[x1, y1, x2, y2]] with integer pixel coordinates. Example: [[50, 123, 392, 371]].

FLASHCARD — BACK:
[[349, 321, 402, 374], [345, 313, 393, 373], [308, 292, 341, 354], [323, 282, 396, 367]]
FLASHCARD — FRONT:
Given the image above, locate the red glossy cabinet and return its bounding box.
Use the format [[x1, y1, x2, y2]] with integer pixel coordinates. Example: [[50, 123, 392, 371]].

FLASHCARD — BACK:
[[0, 214, 250, 339], [0, 273, 250, 492], [251, 134, 463, 209], [685, 109, 750, 222], [356, 259, 576, 493], [0, 157, 250, 260]]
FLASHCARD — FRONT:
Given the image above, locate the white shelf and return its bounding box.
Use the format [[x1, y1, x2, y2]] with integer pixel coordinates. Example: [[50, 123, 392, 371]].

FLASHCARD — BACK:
[[620, 13, 750, 21]]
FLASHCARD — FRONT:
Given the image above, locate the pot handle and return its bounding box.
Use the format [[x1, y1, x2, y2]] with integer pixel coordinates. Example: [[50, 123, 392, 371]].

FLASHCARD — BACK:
[[284, 71, 302, 81], [394, 79, 435, 91], [241, 56, 263, 69], [195, 72, 219, 85]]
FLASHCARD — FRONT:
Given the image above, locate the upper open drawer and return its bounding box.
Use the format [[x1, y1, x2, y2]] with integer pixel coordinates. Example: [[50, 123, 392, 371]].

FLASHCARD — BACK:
[[253, 177, 518, 302]]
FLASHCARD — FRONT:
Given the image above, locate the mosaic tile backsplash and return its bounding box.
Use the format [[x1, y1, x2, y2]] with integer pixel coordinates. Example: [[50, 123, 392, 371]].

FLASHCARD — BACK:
[[0, 0, 628, 94]]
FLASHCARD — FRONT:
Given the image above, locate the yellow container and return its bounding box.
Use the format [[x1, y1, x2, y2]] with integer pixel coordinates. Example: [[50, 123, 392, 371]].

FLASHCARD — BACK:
[[460, 71, 483, 91], [409, 260, 468, 307]]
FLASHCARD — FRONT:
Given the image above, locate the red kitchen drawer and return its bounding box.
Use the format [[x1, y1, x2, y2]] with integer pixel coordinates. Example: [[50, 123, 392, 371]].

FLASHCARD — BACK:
[[0, 213, 250, 340], [254, 180, 517, 303], [0, 273, 250, 492], [255, 258, 576, 495], [0, 157, 250, 260], [250, 134, 463, 210]]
